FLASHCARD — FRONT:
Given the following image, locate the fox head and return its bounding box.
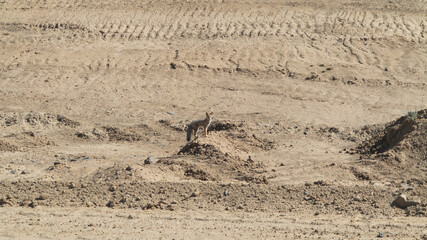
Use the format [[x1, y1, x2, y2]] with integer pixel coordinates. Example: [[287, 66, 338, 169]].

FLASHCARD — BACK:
[[206, 112, 213, 119]]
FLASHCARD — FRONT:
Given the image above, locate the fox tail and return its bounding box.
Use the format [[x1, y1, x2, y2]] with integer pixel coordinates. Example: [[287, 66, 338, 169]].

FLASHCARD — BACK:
[[186, 125, 193, 141]]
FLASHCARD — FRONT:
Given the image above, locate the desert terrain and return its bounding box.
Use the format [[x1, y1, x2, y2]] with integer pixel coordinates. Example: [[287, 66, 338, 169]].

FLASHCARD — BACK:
[[0, 0, 426, 239]]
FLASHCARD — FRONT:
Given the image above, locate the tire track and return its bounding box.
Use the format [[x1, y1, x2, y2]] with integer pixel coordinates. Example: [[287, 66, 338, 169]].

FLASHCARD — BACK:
[[1, 4, 426, 43], [1, 2, 426, 89]]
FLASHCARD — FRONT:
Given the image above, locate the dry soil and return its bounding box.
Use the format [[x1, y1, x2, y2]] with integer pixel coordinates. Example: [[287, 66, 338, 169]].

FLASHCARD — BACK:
[[0, 0, 426, 239]]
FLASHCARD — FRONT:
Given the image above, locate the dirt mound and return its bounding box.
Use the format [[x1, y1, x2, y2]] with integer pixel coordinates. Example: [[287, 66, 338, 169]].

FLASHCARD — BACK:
[[162, 121, 273, 183], [356, 109, 427, 182], [184, 167, 212, 181], [178, 120, 273, 159], [76, 125, 149, 142], [100, 126, 145, 142], [357, 109, 426, 159], [0, 112, 80, 129], [0, 131, 55, 152], [0, 112, 76, 151], [4, 131, 54, 149], [358, 109, 426, 154], [178, 141, 224, 158], [90, 164, 138, 182]]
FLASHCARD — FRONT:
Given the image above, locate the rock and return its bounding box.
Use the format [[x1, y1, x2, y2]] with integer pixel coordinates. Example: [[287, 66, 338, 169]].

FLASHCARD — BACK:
[[223, 189, 229, 196], [20, 200, 31, 207], [109, 185, 116, 192], [353, 195, 362, 202], [393, 194, 408, 207], [145, 203, 154, 209], [166, 205, 174, 211], [328, 127, 339, 133], [190, 190, 200, 197], [54, 161, 61, 165], [106, 200, 115, 208], [0, 197, 7, 206], [377, 232, 384, 238], [314, 180, 327, 186], [167, 111, 176, 115], [68, 182, 76, 189], [36, 195, 46, 201], [144, 156, 155, 165], [393, 194, 421, 209]]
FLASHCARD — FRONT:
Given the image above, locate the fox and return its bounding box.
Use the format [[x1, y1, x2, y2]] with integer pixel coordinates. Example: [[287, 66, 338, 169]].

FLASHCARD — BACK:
[[186, 112, 213, 141]]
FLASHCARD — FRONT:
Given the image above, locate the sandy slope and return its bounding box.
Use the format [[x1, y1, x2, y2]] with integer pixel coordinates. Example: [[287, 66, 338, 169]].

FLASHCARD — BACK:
[[0, 0, 426, 238]]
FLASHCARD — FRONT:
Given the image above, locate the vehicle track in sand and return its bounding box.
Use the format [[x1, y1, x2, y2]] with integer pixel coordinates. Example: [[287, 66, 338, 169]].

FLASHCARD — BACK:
[[1, 1, 425, 88]]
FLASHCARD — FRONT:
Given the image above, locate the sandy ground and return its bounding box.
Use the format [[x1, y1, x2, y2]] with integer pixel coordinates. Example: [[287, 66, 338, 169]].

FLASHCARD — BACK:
[[1, 207, 426, 240], [0, 0, 426, 239]]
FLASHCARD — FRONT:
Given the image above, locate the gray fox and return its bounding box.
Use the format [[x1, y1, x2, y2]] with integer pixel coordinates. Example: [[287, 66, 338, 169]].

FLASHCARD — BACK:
[[186, 112, 213, 141]]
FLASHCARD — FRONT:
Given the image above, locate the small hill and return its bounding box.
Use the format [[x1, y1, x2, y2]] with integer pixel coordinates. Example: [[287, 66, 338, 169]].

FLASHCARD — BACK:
[[357, 109, 427, 183]]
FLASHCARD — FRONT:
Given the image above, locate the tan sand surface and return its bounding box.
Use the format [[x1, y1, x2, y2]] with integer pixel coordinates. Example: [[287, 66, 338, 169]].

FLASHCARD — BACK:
[[0, 0, 426, 238]]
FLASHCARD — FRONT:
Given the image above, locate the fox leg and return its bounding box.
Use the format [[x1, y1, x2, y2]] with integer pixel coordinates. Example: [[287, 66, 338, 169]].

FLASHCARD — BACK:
[[204, 127, 208, 137], [194, 127, 198, 137]]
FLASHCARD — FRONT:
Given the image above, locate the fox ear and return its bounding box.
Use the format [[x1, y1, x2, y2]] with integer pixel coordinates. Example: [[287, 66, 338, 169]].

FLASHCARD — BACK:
[[206, 112, 209, 117]]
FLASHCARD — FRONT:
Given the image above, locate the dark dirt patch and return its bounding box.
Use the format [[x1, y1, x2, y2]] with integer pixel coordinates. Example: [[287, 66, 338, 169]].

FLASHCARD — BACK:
[[102, 126, 144, 141], [89, 164, 138, 182], [0, 139, 19, 152], [77, 124, 153, 142], [0, 112, 79, 128], [55, 115, 80, 127], [184, 167, 212, 181], [90, 126, 147, 142], [208, 121, 240, 132], [178, 142, 223, 158], [350, 167, 372, 181]]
